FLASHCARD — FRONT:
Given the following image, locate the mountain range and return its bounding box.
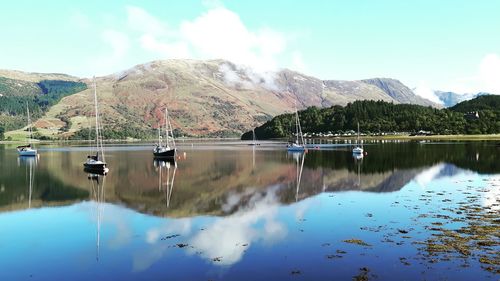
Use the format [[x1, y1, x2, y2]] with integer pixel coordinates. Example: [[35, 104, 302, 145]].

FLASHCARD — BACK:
[[1, 59, 447, 138]]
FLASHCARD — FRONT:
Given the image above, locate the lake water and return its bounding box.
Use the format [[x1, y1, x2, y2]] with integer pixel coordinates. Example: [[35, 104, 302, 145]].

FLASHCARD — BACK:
[[0, 140, 499, 280]]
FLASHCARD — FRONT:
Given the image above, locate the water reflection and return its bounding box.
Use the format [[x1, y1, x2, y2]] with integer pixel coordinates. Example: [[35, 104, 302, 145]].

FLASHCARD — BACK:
[[18, 156, 37, 209], [154, 159, 177, 208], [1, 142, 499, 216], [87, 173, 106, 261], [0, 141, 499, 280]]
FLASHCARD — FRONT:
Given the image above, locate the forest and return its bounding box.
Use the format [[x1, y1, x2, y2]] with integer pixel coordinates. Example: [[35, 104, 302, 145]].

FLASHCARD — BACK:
[[242, 95, 500, 140], [0, 78, 86, 136]]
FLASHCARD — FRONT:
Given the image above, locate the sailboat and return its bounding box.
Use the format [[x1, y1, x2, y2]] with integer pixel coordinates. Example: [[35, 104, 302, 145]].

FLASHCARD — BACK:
[[84, 78, 108, 174], [287, 108, 306, 152], [17, 103, 37, 156], [352, 122, 364, 157], [248, 129, 260, 146], [153, 107, 177, 158]]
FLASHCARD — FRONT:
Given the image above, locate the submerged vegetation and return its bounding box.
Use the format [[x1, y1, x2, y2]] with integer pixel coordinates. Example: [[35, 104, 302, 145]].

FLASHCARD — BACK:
[[242, 96, 500, 140]]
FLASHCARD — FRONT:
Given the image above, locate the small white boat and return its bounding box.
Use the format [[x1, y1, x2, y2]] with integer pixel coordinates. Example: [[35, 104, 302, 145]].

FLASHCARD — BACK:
[[352, 122, 364, 157], [287, 108, 306, 152], [248, 129, 260, 146], [17, 104, 37, 157], [18, 144, 37, 156]]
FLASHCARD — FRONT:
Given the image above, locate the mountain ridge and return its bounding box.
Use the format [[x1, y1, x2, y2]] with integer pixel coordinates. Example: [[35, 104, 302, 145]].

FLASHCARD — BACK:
[[1, 59, 442, 138]]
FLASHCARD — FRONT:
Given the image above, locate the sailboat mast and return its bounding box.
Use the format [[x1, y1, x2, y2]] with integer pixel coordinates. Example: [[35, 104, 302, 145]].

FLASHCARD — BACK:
[[357, 122, 360, 145], [164, 108, 170, 148], [92, 78, 105, 162], [26, 103, 32, 143], [298, 113, 305, 146], [295, 110, 299, 144], [158, 125, 162, 147], [166, 107, 176, 150], [93, 78, 100, 157]]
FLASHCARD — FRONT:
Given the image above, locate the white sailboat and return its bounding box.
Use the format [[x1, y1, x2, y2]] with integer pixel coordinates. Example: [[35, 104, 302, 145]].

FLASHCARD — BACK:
[[17, 103, 37, 156], [287, 108, 306, 152], [248, 129, 260, 146], [153, 107, 176, 158], [352, 122, 364, 157], [84, 78, 108, 174]]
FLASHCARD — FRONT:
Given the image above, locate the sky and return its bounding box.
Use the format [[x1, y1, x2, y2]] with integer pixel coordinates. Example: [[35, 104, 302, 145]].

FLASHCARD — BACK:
[[1, 0, 499, 101]]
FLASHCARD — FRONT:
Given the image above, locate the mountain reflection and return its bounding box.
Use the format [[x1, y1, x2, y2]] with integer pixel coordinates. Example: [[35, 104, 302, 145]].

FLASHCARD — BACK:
[[0, 142, 499, 217]]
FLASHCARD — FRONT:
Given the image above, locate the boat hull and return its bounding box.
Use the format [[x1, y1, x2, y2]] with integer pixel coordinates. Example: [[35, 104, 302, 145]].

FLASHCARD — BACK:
[[352, 147, 364, 154], [83, 163, 108, 173], [153, 148, 176, 158], [18, 149, 37, 156], [287, 145, 306, 152], [84, 166, 109, 175]]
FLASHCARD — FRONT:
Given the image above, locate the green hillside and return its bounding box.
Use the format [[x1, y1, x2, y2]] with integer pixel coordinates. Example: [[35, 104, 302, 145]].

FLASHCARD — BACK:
[[0, 76, 86, 134], [243, 96, 500, 140], [450, 95, 500, 112]]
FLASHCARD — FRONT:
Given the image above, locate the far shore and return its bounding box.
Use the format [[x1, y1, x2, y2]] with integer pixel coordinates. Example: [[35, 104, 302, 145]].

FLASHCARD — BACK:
[[1, 134, 500, 145]]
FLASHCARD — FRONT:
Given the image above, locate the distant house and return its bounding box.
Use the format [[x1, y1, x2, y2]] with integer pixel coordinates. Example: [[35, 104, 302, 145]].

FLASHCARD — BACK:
[[465, 111, 480, 120]]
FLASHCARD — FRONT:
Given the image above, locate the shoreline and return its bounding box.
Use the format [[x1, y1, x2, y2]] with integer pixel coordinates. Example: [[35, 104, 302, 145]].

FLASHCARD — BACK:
[[1, 134, 500, 145]]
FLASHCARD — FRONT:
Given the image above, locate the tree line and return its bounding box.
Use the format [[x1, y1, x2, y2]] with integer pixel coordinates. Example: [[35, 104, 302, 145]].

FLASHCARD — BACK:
[[0, 78, 86, 136], [242, 96, 500, 140]]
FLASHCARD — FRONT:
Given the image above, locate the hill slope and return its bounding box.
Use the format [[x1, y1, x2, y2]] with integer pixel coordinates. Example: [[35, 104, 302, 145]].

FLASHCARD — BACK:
[[243, 96, 500, 139], [450, 95, 500, 112], [1, 59, 440, 139], [0, 75, 86, 133]]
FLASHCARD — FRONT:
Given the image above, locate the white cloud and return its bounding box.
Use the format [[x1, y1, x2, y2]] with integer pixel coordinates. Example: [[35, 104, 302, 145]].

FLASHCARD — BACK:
[[442, 53, 500, 95], [291, 51, 307, 73], [140, 34, 191, 58], [102, 29, 130, 59], [179, 7, 286, 72], [123, 5, 299, 77], [126, 6, 168, 37], [478, 53, 500, 94], [414, 81, 443, 104]]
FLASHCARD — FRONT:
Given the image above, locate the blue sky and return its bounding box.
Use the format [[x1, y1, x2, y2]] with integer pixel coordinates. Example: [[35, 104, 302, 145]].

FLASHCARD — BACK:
[[1, 0, 499, 99]]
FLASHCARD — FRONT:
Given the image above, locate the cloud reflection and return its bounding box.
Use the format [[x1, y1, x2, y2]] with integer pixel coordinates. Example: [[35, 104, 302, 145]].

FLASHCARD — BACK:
[[135, 184, 288, 271], [188, 185, 287, 265]]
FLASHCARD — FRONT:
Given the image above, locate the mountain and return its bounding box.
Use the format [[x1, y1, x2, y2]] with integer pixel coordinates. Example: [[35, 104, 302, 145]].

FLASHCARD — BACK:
[[1, 59, 441, 139], [362, 78, 438, 107], [434, 91, 491, 107]]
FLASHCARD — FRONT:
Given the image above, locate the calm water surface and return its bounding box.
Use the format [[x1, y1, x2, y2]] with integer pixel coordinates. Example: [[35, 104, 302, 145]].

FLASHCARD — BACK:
[[0, 141, 499, 280]]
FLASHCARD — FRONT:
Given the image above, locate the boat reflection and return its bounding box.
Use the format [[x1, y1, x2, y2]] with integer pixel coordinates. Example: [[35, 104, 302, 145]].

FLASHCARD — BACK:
[[154, 159, 177, 208], [18, 156, 37, 209], [87, 172, 106, 261], [354, 154, 363, 188], [288, 151, 306, 202]]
